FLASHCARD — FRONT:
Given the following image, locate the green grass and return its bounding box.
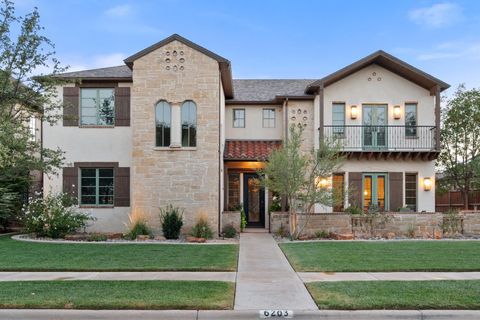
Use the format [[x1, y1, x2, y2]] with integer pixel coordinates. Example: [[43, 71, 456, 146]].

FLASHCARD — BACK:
[[280, 241, 480, 272], [0, 280, 234, 310], [307, 280, 480, 310], [0, 235, 238, 271]]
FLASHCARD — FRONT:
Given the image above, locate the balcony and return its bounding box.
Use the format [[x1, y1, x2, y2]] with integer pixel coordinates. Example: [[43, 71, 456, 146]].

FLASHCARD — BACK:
[[322, 125, 439, 160]]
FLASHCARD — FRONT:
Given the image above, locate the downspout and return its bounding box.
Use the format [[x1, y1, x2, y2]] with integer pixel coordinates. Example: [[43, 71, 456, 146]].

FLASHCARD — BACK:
[[283, 98, 289, 140], [218, 69, 222, 236]]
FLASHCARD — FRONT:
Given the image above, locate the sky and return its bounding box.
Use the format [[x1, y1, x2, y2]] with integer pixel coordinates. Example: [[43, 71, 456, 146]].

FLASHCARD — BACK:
[[13, 0, 480, 95]]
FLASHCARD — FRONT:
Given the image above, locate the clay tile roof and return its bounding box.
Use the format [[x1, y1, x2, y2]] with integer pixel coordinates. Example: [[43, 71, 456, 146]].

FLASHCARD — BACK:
[[224, 140, 282, 161]]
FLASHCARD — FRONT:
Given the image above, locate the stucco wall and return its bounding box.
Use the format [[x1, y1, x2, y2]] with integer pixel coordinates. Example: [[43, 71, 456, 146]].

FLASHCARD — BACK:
[[285, 100, 315, 152], [225, 105, 283, 140], [43, 84, 132, 233], [131, 39, 221, 234], [323, 64, 435, 127]]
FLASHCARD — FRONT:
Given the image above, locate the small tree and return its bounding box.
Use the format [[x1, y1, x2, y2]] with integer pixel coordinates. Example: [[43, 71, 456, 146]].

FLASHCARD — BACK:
[[261, 125, 345, 239], [437, 84, 480, 209], [0, 0, 67, 228]]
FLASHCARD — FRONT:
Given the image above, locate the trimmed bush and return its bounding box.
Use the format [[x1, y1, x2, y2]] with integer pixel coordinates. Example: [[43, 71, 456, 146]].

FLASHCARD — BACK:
[[222, 224, 237, 238], [160, 205, 183, 239], [87, 233, 108, 242], [190, 213, 214, 239], [22, 193, 93, 239]]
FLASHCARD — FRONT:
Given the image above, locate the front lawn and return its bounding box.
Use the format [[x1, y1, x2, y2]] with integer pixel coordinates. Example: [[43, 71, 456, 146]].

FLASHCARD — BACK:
[[280, 241, 480, 272], [307, 280, 480, 310], [0, 280, 234, 310], [0, 235, 238, 271]]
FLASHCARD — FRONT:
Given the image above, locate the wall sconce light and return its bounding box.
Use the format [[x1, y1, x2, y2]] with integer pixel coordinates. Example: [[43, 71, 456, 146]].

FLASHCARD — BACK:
[[316, 177, 330, 188], [394, 105, 401, 120], [423, 177, 432, 191], [350, 105, 358, 119]]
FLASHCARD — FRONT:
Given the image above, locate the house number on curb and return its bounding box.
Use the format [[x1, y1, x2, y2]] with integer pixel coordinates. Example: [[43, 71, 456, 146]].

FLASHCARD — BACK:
[[259, 310, 294, 318]]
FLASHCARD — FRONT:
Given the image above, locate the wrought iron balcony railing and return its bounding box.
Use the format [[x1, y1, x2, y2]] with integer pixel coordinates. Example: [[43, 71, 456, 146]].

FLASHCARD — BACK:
[[322, 125, 437, 151]]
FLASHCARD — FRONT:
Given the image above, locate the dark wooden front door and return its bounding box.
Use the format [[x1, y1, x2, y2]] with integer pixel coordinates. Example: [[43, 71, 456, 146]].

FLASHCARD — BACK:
[[243, 173, 265, 227]]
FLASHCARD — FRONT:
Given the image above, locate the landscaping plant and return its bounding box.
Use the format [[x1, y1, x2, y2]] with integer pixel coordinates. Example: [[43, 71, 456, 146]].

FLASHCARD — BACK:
[[22, 192, 93, 238], [222, 224, 237, 238], [160, 204, 183, 239], [125, 209, 152, 240], [190, 213, 214, 239], [240, 207, 247, 232]]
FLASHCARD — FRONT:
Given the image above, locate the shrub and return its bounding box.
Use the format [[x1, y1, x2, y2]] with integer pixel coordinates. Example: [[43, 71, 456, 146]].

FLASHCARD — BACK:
[[222, 224, 237, 238], [0, 188, 17, 231], [398, 206, 413, 212], [269, 196, 282, 212], [315, 230, 330, 239], [240, 207, 247, 232], [22, 193, 93, 239], [344, 206, 363, 215], [275, 223, 289, 238], [125, 209, 152, 240], [87, 233, 108, 242], [407, 224, 416, 238], [160, 205, 183, 239], [442, 209, 463, 235], [189, 213, 214, 239], [227, 203, 242, 211]]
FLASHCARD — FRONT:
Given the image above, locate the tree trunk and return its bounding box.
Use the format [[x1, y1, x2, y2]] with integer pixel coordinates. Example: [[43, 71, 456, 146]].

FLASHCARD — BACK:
[[463, 190, 470, 210]]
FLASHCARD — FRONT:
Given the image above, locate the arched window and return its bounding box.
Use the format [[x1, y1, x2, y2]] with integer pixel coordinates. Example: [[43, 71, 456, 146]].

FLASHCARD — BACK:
[[181, 100, 197, 147], [155, 100, 171, 147]]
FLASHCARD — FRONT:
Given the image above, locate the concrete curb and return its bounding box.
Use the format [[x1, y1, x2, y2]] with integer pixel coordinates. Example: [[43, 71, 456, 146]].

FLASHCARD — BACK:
[[0, 310, 479, 320]]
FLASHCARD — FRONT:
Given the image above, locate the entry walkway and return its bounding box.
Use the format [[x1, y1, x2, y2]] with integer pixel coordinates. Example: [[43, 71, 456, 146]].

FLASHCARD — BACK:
[[299, 271, 480, 282], [234, 233, 318, 310]]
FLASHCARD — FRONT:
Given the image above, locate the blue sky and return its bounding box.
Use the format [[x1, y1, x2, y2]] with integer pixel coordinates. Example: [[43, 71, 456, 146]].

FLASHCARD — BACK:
[[14, 0, 480, 94]]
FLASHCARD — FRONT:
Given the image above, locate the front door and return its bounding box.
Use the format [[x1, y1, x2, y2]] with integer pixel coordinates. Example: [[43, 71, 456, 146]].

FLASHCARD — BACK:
[[363, 173, 387, 211], [243, 173, 265, 227], [363, 105, 387, 149]]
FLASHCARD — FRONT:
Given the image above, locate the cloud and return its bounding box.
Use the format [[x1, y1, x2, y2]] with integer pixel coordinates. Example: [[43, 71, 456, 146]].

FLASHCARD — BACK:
[[105, 4, 133, 18], [93, 53, 127, 67], [408, 2, 463, 28], [417, 42, 480, 61]]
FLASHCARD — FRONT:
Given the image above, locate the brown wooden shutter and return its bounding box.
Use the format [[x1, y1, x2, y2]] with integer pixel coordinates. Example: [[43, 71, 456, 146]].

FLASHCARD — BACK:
[[63, 87, 79, 126], [114, 167, 130, 207], [348, 172, 363, 208], [63, 167, 78, 204], [389, 172, 403, 211], [115, 87, 130, 126]]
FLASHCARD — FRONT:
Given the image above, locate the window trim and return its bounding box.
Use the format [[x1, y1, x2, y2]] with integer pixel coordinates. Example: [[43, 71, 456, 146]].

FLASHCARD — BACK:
[[262, 108, 276, 128], [79, 167, 115, 207], [233, 108, 246, 128], [79, 88, 115, 127]]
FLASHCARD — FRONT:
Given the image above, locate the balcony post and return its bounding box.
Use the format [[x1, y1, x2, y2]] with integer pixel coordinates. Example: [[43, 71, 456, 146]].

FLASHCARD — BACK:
[[435, 85, 441, 150], [318, 84, 324, 141]]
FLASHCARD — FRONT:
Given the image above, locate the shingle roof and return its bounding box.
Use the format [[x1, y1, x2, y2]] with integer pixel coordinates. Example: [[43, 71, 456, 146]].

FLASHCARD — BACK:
[[55, 65, 132, 79], [230, 79, 315, 102], [224, 140, 282, 161]]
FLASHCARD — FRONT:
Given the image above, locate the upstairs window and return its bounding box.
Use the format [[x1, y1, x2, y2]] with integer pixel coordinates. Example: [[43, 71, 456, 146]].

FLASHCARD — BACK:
[[80, 88, 115, 126], [263, 108, 276, 128], [155, 101, 171, 147], [405, 103, 417, 137], [233, 109, 245, 128], [80, 168, 114, 206], [181, 100, 197, 147], [332, 103, 345, 135]]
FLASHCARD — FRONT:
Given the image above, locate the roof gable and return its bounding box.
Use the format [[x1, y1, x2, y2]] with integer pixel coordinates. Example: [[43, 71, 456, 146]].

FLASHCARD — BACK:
[[124, 34, 233, 98], [305, 50, 450, 94]]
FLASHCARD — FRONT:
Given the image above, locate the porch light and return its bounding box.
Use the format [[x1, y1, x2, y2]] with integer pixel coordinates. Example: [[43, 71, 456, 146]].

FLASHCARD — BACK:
[[394, 105, 401, 119], [315, 177, 330, 188], [350, 105, 358, 119], [423, 177, 432, 191]]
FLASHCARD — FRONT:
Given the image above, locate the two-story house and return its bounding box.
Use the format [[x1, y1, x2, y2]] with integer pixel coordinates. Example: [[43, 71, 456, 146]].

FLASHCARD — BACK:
[[43, 34, 449, 233]]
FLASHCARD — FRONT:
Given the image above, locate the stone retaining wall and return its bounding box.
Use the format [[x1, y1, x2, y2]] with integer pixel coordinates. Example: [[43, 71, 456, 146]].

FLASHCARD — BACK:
[[270, 211, 480, 238], [222, 211, 241, 233]]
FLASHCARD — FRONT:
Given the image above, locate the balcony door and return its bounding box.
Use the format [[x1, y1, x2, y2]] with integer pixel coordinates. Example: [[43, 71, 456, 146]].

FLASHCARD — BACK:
[[363, 105, 387, 149]]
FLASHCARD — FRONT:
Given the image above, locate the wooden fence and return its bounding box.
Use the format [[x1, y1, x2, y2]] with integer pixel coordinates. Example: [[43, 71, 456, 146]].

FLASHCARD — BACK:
[[436, 190, 480, 212]]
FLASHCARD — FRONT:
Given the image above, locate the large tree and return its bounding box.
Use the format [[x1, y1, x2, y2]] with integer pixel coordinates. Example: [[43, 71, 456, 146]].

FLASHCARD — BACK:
[[261, 125, 345, 239], [0, 0, 67, 229], [437, 84, 480, 209]]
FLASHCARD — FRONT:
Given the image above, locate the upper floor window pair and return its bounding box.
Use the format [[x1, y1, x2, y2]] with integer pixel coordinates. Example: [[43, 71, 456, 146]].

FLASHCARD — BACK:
[[155, 100, 197, 148], [233, 108, 276, 128]]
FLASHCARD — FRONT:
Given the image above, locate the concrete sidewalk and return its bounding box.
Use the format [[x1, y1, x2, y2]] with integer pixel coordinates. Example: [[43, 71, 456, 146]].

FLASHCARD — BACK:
[[299, 272, 480, 282], [234, 233, 317, 310], [1, 309, 479, 320], [0, 271, 236, 282]]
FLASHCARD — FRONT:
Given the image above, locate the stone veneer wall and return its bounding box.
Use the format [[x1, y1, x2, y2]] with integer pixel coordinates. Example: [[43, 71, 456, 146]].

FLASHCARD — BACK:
[[270, 212, 480, 238], [222, 211, 241, 233], [131, 40, 221, 234]]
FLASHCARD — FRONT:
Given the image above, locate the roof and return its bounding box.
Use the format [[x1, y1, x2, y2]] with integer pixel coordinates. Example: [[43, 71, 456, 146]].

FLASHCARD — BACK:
[[54, 65, 132, 80], [305, 50, 450, 94], [229, 79, 315, 103], [124, 34, 233, 99], [224, 140, 282, 161]]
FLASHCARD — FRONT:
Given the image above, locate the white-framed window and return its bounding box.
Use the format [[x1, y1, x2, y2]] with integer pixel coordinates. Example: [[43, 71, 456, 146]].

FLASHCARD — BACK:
[[80, 88, 115, 126], [262, 108, 275, 128], [332, 102, 345, 135], [233, 109, 245, 128]]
